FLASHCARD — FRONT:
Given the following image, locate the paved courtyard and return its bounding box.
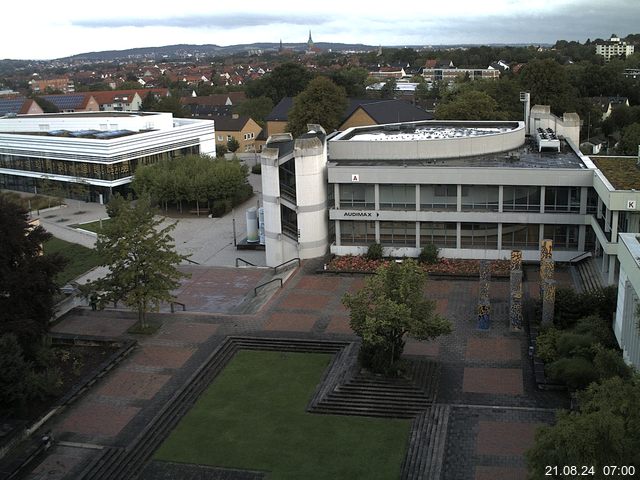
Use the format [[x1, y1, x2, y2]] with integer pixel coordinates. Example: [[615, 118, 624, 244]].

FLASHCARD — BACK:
[[25, 262, 572, 479]]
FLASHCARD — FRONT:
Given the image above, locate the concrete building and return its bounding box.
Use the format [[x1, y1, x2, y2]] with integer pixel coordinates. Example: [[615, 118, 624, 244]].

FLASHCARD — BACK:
[[421, 67, 500, 83], [0, 111, 215, 203], [614, 233, 640, 369], [595, 34, 635, 62]]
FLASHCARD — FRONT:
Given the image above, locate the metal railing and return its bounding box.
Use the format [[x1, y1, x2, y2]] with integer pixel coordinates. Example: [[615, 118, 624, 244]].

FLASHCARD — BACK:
[[273, 257, 300, 274], [170, 301, 186, 313], [183, 257, 201, 265], [254, 278, 283, 296], [568, 251, 592, 264], [236, 257, 256, 267]]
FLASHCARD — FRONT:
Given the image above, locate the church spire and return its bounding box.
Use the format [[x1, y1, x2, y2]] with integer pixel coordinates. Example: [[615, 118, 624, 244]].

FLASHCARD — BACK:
[[308, 30, 314, 47]]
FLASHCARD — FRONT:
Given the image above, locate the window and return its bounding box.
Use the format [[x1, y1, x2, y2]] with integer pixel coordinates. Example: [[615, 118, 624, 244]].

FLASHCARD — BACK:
[[217, 135, 224, 141], [420, 222, 456, 247], [281, 205, 298, 240], [543, 225, 579, 250], [339, 184, 374, 209], [379, 184, 415, 210], [586, 188, 598, 214], [421, 185, 457, 211], [227, 135, 232, 142], [502, 224, 539, 249], [545, 187, 580, 213], [461, 185, 499, 211], [379, 221, 416, 246], [340, 220, 376, 245], [503, 186, 540, 212], [460, 223, 498, 249]]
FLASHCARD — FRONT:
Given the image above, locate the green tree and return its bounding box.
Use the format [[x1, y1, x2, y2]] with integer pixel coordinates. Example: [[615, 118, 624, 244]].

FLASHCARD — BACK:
[[143, 91, 187, 118], [234, 96, 273, 127], [0, 196, 65, 353], [286, 76, 348, 137], [379, 78, 397, 99], [342, 259, 452, 374], [435, 90, 501, 120], [87, 195, 189, 328], [227, 137, 240, 153], [245, 62, 313, 104], [331, 67, 369, 97], [518, 59, 577, 115], [526, 376, 640, 476], [619, 123, 640, 155]]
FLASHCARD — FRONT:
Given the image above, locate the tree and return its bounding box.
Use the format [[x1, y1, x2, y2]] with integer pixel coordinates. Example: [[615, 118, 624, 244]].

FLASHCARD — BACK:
[[286, 76, 348, 137], [0, 196, 65, 353], [342, 259, 452, 374], [379, 78, 397, 99], [245, 62, 313, 104], [619, 123, 640, 155], [518, 59, 577, 115], [435, 90, 501, 120], [526, 376, 640, 476], [331, 67, 369, 97], [142, 91, 187, 118], [227, 137, 240, 153], [234, 96, 273, 127], [87, 195, 189, 328]]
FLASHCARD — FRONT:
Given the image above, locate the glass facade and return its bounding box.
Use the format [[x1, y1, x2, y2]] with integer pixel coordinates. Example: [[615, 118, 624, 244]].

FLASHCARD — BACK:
[[420, 222, 457, 247], [461, 185, 499, 211], [380, 221, 416, 246], [503, 186, 541, 212], [420, 184, 457, 211], [339, 184, 374, 209], [0, 146, 199, 182], [281, 205, 298, 240], [379, 184, 415, 210], [278, 159, 296, 203], [545, 186, 580, 212], [460, 223, 499, 248], [340, 220, 376, 245], [502, 223, 540, 249], [543, 224, 579, 250]]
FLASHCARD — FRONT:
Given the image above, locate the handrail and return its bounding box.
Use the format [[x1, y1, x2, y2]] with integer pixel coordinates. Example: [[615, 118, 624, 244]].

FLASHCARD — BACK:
[[568, 251, 592, 264], [183, 257, 201, 265], [273, 257, 300, 274], [254, 278, 283, 296], [170, 301, 186, 313], [236, 257, 257, 267]]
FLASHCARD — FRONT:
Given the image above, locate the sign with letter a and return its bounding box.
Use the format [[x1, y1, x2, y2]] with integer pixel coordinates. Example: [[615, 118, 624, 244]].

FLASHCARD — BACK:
[[351, 174, 359, 182]]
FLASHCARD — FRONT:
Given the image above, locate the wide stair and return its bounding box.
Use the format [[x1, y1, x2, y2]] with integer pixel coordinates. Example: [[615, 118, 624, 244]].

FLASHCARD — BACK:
[[575, 257, 604, 293], [312, 360, 440, 418], [400, 404, 451, 480]]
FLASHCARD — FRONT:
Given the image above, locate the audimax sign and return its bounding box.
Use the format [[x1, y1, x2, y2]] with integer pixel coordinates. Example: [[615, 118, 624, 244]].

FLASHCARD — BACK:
[[342, 211, 380, 217]]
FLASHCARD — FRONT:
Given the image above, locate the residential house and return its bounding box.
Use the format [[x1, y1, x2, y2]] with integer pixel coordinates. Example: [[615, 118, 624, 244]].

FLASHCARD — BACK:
[[41, 93, 99, 112], [589, 96, 630, 120], [29, 77, 75, 94], [212, 114, 262, 152], [595, 34, 635, 62], [0, 97, 44, 116]]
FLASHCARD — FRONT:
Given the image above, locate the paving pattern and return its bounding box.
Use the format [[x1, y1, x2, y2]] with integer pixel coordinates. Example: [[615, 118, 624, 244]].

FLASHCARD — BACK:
[[23, 263, 572, 480]]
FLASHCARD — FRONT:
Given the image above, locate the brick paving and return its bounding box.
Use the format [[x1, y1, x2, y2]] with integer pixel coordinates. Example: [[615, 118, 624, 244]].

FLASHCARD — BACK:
[[25, 263, 576, 480], [26, 445, 92, 480]]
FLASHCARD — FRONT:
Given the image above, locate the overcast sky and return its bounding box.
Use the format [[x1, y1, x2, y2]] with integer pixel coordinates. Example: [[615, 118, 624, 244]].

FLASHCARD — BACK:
[[3, 0, 639, 60]]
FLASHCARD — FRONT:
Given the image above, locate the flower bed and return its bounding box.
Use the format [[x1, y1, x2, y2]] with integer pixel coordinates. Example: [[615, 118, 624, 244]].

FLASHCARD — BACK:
[[327, 255, 510, 277]]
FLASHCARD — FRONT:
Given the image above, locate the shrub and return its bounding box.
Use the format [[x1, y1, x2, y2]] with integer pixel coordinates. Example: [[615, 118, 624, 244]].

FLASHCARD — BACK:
[[546, 356, 599, 390], [555, 332, 598, 359], [592, 345, 633, 381], [573, 315, 617, 349], [418, 244, 439, 264], [365, 243, 384, 261], [535, 327, 560, 363], [216, 144, 228, 157], [211, 199, 232, 217], [251, 163, 262, 174]]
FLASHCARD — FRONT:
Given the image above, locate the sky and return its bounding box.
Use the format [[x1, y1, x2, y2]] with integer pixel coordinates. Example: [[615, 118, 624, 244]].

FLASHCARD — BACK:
[[3, 0, 639, 60]]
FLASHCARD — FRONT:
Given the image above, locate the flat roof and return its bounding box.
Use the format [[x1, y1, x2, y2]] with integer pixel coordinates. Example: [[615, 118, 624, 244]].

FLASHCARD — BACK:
[[3, 111, 156, 119], [329, 137, 586, 169], [592, 156, 640, 190], [336, 120, 520, 142]]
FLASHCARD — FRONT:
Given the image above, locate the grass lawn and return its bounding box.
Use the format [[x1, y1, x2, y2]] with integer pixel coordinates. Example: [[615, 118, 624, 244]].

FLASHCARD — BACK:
[[75, 218, 111, 233], [155, 350, 411, 480], [43, 237, 103, 285]]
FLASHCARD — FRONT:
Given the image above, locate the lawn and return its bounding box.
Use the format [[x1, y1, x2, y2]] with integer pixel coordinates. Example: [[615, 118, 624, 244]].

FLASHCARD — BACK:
[[75, 218, 111, 233], [155, 350, 411, 480], [43, 237, 103, 285]]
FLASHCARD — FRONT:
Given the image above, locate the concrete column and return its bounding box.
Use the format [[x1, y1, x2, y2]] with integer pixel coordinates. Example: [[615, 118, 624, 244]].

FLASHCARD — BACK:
[[456, 222, 461, 249], [497, 223, 503, 251], [457, 184, 462, 212], [374, 184, 380, 210], [334, 183, 340, 209], [579, 186, 588, 215], [539, 224, 545, 246], [602, 252, 608, 273], [540, 186, 545, 213], [541, 279, 556, 327], [498, 185, 504, 213], [611, 211, 619, 243], [608, 255, 616, 285], [375, 220, 380, 243], [415, 184, 420, 212], [605, 208, 612, 233], [597, 197, 603, 219], [335, 220, 341, 246], [578, 224, 586, 251]]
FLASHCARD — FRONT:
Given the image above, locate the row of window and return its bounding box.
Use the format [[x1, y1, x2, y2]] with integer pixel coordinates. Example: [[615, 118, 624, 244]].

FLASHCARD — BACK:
[[337, 184, 594, 213], [339, 221, 580, 250], [0, 146, 200, 181]]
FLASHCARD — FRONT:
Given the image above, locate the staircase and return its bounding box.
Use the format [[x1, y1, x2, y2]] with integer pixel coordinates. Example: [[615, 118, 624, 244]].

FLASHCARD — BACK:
[[575, 257, 604, 293]]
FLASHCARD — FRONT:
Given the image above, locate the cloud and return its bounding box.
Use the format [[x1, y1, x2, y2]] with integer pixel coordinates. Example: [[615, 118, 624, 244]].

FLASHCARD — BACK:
[[73, 13, 330, 29]]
